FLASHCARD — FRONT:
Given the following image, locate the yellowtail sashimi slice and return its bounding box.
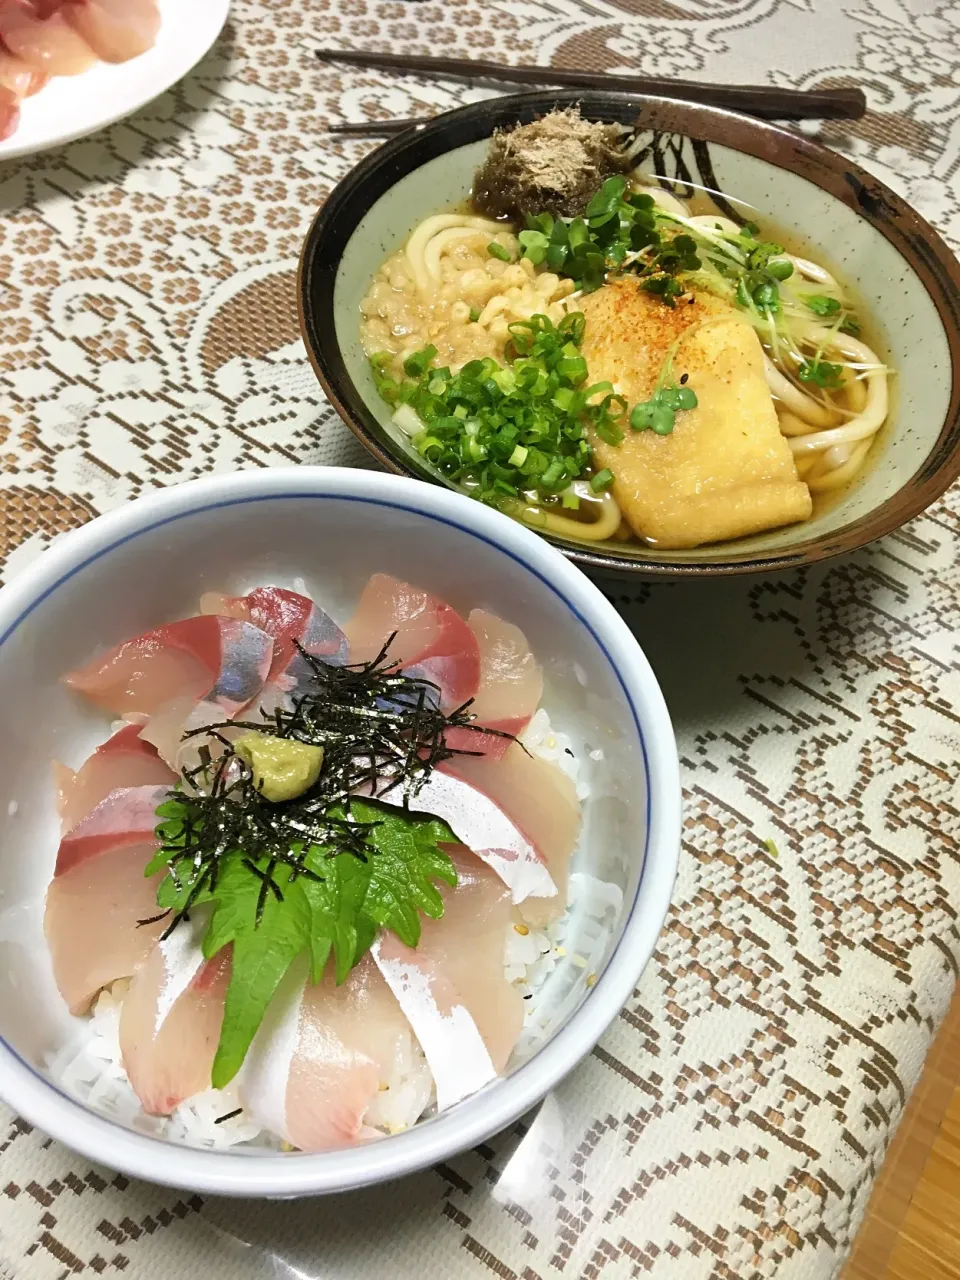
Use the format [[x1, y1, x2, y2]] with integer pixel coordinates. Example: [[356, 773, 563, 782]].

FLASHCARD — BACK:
[[240, 956, 424, 1151], [54, 723, 175, 835], [63, 0, 160, 63], [447, 743, 581, 926], [371, 768, 557, 907], [0, 85, 18, 141], [44, 784, 170, 1014], [119, 918, 230, 1116], [201, 586, 347, 705], [63, 615, 274, 719], [0, 2, 98, 76], [0, 45, 35, 95], [445, 609, 543, 759], [373, 848, 525, 1111], [345, 574, 480, 711]]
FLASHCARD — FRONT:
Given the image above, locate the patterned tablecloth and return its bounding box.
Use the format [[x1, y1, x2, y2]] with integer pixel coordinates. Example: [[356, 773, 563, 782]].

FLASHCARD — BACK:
[[1, 1, 959, 1277]]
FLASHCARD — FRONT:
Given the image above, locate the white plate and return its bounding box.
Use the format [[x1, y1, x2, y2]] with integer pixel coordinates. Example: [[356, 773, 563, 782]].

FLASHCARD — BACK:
[[0, 0, 230, 162]]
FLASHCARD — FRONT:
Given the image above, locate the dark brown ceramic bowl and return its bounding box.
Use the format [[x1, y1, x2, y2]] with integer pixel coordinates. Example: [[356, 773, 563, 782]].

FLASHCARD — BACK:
[[298, 91, 960, 578]]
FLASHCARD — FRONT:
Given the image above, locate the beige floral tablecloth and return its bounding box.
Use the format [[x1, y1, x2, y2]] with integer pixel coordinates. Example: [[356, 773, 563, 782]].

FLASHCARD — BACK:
[[1, 2, 959, 1277]]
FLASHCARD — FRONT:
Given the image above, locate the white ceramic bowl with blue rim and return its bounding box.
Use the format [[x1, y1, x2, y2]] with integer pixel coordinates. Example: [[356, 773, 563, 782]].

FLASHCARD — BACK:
[[0, 467, 679, 1196]]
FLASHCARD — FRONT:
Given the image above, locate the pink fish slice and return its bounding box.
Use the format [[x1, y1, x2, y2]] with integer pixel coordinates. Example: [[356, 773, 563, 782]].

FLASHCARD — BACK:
[[63, 615, 274, 719], [373, 848, 525, 1111], [0, 0, 98, 76], [369, 766, 557, 907], [345, 574, 480, 711], [202, 585, 347, 687], [61, 0, 159, 63], [0, 46, 36, 95], [119, 920, 230, 1116], [444, 609, 543, 759], [241, 955, 421, 1151], [54, 723, 175, 835], [0, 85, 20, 139], [447, 743, 581, 928], [43, 783, 170, 1014]]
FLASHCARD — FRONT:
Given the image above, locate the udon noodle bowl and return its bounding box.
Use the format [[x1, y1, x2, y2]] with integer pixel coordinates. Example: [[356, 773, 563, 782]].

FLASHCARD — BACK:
[[359, 109, 890, 552]]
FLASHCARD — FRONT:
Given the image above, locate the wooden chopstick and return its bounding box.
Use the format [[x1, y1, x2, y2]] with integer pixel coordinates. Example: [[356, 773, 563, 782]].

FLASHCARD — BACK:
[[315, 49, 866, 122], [327, 118, 432, 136]]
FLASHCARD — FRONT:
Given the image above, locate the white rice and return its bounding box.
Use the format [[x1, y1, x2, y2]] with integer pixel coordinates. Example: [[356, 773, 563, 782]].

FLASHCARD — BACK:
[[47, 711, 617, 1151]]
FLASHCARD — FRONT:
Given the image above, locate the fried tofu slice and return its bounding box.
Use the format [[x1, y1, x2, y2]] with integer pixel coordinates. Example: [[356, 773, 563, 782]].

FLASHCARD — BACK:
[[579, 280, 812, 549]]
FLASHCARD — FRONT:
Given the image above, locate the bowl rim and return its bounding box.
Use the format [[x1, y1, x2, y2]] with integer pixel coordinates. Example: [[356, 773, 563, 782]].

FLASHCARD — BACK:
[[0, 466, 681, 1197], [298, 89, 960, 579]]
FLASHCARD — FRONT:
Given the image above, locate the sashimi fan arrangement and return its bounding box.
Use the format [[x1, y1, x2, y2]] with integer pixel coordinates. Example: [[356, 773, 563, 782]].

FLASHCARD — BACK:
[[45, 576, 584, 1151]]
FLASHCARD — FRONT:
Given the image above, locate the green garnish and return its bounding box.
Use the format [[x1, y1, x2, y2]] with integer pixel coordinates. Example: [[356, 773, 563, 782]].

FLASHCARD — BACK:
[[805, 294, 841, 317], [629, 380, 698, 436], [751, 280, 781, 314], [487, 241, 511, 262], [469, 306, 481, 323], [515, 176, 698, 302], [590, 468, 614, 492], [628, 346, 699, 437], [764, 838, 780, 859], [149, 640, 513, 1087], [797, 357, 845, 389], [403, 346, 437, 378], [371, 312, 630, 508], [504, 176, 865, 411], [156, 793, 457, 1088]]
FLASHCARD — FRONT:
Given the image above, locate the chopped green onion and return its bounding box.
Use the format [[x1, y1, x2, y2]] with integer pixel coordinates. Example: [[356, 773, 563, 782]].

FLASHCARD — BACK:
[[487, 241, 511, 262], [403, 345, 437, 378], [367, 313, 632, 512], [468, 306, 481, 323], [556, 356, 588, 383], [590, 469, 614, 492]]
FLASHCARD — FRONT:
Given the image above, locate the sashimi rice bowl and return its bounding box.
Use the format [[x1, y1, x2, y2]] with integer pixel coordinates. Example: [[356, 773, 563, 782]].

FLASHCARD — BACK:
[[0, 470, 679, 1195]]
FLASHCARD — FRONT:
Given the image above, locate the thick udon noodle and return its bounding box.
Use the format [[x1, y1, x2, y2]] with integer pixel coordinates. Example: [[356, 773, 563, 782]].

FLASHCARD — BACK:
[[359, 188, 890, 538]]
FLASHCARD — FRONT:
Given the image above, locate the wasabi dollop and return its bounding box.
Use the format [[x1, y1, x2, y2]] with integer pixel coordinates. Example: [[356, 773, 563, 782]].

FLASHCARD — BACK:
[[235, 732, 325, 803]]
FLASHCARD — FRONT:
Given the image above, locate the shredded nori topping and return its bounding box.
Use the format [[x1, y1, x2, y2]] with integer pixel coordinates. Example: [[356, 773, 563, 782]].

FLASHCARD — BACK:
[[154, 637, 515, 935]]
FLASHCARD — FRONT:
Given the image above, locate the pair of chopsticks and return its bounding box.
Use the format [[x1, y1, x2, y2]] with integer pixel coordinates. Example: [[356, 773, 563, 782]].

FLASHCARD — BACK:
[[316, 49, 866, 133]]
